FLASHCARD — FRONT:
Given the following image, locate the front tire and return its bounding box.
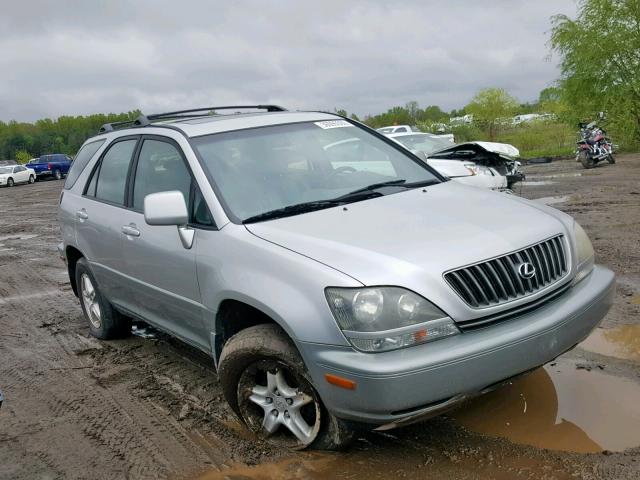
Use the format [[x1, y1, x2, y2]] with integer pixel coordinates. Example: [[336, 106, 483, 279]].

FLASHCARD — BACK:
[[7, 178, 14, 187], [28, 175, 35, 184], [607, 154, 616, 164], [75, 257, 131, 339], [579, 150, 594, 169], [218, 324, 354, 450]]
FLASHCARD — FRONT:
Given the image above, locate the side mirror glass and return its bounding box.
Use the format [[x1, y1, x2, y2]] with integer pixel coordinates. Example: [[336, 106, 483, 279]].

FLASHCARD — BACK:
[[144, 191, 188, 226]]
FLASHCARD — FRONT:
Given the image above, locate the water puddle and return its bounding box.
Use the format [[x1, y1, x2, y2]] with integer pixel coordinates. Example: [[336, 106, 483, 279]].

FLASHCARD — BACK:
[[528, 173, 582, 180], [579, 325, 640, 362], [534, 195, 571, 206], [520, 180, 557, 186], [451, 359, 640, 453]]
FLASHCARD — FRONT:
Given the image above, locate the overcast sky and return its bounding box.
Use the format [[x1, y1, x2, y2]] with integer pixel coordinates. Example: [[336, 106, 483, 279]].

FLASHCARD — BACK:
[[0, 0, 577, 122]]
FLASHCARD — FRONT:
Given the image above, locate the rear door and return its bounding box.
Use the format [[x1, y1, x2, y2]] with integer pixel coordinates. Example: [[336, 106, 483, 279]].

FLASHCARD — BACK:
[[117, 135, 209, 349], [75, 137, 139, 306]]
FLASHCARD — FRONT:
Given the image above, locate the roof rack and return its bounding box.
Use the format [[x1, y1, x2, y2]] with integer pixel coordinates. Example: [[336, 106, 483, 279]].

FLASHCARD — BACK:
[[98, 105, 287, 134]]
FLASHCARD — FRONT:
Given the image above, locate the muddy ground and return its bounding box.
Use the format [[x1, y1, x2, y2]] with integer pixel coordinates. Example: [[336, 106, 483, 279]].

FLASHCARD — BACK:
[[0, 155, 639, 480]]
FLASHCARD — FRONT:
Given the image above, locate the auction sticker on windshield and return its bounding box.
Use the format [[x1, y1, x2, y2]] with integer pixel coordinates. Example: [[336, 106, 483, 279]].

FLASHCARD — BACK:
[[314, 120, 353, 129]]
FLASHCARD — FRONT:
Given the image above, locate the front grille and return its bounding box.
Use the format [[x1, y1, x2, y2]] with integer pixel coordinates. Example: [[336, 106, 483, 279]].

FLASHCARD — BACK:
[[445, 235, 568, 308]]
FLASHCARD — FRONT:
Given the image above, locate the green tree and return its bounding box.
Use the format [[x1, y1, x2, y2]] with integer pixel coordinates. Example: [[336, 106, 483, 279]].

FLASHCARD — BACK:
[[465, 88, 518, 140], [15, 150, 32, 164], [550, 0, 640, 145]]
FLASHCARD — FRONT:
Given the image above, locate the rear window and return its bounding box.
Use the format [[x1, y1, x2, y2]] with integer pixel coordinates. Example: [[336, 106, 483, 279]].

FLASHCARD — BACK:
[[64, 140, 106, 189]]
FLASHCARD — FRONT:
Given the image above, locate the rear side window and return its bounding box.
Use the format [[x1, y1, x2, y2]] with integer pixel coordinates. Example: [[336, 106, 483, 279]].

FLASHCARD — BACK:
[[64, 140, 105, 189], [132, 139, 191, 211], [87, 139, 137, 205]]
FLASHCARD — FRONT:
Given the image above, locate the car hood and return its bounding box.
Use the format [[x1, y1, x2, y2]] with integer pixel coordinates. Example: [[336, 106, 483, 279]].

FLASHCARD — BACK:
[[432, 141, 520, 159], [245, 182, 568, 289]]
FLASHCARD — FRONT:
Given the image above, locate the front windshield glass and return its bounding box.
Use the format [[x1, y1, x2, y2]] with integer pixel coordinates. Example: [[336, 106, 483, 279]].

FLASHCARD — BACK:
[[0, 166, 13, 174], [192, 121, 440, 222], [393, 134, 452, 155]]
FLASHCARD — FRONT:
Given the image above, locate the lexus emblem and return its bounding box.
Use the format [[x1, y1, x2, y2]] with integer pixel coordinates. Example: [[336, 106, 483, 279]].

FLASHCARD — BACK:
[[518, 262, 536, 279]]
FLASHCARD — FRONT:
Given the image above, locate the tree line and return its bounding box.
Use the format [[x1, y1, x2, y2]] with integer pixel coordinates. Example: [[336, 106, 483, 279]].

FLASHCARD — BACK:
[[0, 112, 139, 163]]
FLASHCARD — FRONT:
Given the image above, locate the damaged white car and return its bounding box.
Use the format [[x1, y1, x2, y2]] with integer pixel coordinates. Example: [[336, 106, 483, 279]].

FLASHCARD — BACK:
[[387, 132, 524, 190]]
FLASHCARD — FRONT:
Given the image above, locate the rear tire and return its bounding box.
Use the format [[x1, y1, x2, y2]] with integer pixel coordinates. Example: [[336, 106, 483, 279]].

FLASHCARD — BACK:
[[75, 257, 131, 339], [579, 150, 594, 169], [218, 324, 354, 450], [53, 169, 62, 180], [7, 178, 14, 187]]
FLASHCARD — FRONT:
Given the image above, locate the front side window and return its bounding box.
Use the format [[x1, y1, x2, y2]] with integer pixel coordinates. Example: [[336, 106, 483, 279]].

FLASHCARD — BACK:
[[89, 139, 137, 205], [192, 121, 440, 222], [132, 139, 191, 211]]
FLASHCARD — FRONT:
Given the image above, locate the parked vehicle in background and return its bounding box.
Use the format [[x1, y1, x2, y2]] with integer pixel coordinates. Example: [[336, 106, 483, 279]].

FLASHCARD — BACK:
[[376, 125, 420, 134], [27, 154, 73, 180], [387, 132, 521, 190], [0, 159, 18, 167], [0, 165, 35, 187], [576, 121, 614, 169], [59, 105, 613, 450], [427, 141, 524, 189]]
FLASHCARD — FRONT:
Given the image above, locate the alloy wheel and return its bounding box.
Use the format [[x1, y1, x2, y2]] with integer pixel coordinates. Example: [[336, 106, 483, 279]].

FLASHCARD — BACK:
[[238, 361, 321, 447], [80, 274, 102, 329]]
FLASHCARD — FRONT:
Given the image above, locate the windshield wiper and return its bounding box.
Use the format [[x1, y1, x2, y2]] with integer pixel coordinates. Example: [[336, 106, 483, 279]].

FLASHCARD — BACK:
[[243, 200, 344, 224], [335, 179, 407, 198], [242, 179, 439, 224], [242, 190, 384, 224]]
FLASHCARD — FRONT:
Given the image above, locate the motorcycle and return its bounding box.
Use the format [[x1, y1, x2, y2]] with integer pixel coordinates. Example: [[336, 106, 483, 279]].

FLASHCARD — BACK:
[[576, 120, 615, 169]]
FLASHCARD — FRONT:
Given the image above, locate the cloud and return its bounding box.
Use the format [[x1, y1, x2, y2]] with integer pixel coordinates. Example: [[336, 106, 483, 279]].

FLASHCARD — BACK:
[[0, 0, 576, 121]]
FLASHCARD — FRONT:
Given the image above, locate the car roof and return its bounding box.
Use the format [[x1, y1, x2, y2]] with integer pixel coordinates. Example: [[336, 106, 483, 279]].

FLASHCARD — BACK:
[[93, 111, 342, 140]]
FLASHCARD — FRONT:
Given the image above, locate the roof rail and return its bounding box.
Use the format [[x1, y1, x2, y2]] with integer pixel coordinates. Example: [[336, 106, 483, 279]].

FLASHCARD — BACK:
[[98, 105, 287, 134]]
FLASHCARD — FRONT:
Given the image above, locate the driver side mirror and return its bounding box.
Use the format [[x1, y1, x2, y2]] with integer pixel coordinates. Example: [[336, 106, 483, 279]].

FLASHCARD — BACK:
[[144, 191, 188, 226]]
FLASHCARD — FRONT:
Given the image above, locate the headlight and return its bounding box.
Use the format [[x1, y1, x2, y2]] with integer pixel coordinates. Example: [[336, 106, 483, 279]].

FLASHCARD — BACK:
[[463, 164, 493, 176], [573, 222, 595, 284], [325, 287, 459, 352]]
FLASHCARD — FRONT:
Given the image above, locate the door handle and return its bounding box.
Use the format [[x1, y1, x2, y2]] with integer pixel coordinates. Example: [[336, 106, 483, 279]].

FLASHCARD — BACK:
[[76, 209, 89, 220], [121, 225, 141, 237]]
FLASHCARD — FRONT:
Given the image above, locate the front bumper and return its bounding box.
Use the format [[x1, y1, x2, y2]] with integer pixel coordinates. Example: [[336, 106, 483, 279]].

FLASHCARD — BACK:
[[299, 265, 615, 426]]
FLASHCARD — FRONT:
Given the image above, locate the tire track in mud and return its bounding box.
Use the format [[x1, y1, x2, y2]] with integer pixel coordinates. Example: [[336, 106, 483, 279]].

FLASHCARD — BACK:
[[0, 187, 226, 479]]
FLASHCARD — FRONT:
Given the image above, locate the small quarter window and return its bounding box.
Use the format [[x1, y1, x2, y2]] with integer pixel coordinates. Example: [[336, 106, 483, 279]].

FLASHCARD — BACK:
[[65, 140, 105, 189]]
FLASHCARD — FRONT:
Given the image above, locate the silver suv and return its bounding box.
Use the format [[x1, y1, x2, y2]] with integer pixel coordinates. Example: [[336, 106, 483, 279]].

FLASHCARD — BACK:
[[58, 106, 615, 449]]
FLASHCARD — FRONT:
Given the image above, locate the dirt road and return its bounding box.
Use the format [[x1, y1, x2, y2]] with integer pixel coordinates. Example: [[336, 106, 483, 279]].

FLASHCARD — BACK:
[[1, 155, 639, 480]]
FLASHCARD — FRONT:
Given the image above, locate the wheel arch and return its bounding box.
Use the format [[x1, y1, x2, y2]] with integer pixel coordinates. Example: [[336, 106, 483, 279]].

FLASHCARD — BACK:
[[65, 245, 84, 296], [213, 297, 289, 365]]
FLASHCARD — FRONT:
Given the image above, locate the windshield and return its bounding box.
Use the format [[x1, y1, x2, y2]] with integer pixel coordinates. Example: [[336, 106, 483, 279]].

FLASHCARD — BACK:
[[192, 121, 440, 222], [393, 134, 452, 155], [0, 166, 13, 174]]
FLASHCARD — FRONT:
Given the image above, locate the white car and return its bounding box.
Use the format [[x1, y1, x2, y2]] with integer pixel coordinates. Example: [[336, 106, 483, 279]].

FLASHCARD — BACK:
[[376, 124, 419, 134], [0, 165, 36, 187], [387, 132, 523, 190]]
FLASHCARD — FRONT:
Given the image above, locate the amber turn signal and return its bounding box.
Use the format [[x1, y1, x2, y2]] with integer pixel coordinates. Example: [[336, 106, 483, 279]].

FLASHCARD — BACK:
[[324, 373, 357, 390]]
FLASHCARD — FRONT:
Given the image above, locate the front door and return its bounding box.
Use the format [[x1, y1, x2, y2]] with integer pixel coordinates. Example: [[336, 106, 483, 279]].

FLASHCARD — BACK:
[[117, 136, 207, 349]]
